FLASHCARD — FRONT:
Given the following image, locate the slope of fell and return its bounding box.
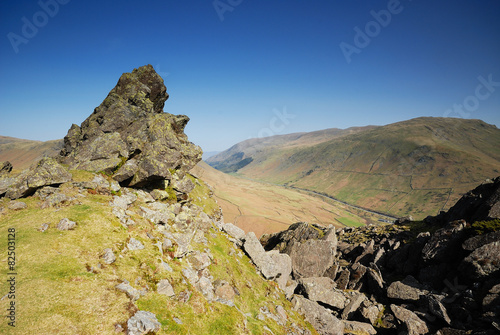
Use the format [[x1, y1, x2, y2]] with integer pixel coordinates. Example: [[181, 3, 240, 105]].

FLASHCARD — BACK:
[[0, 136, 63, 171], [208, 117, 500, 219]]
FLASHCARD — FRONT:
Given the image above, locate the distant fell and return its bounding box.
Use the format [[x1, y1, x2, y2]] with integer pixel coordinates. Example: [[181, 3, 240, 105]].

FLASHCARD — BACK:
[[0, 136, 63, 170], [207, 117, 500, 219]]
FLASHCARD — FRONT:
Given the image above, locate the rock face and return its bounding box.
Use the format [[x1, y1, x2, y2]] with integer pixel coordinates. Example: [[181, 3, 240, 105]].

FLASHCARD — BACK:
[[5, 157, 72, 199], [58, 64, 202, 189]]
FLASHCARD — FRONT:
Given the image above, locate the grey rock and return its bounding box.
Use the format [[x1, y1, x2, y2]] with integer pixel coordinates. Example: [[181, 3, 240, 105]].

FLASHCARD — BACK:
[[298, 277, 345, 310], [40, 192, 73, 209], [342, 320, 377, 335], [213, 279, 236, 301], [360, 302, 383, 325], [244, 232, 280, 279], [127, 238, 145, 251], [6, 157, 72, 199], [188, 252, 211, 271], [268, 250, 292, 291], [222, 223, 246, 243], [116, 282, 144, 301], [101, 248, 116, 264], [38, 223, 50, 232], [387, 277, 426, 302], [8, 201, 27, 210], [460, 241, 500, 280], [157, 279, 175, 297], [196, 276, 215, 301], [341, 293, 366, 320], [290, 239, 335, 279], [0, 177, 15, 196], [126, 310, 161, 335], [347, 262, 367, 290], [390, 304, 429, 335], [112, 194, 137, 210], [292, 295, 343, 335], [57, 218, 76, 231]]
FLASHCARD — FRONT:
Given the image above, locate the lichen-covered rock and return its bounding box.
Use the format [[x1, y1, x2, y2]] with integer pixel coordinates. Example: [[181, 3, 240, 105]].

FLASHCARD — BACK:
[[59, 65, 202, 189], [0, 161, 12, 175], [57, 218, 76, 231], [5, 157, 72, 199], [290, 239, 335, 279], [297, 277, 345, 310]]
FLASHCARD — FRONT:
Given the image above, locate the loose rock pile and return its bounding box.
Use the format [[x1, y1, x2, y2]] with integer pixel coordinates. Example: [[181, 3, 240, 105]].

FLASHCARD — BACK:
[[258, 177, 500, 335]]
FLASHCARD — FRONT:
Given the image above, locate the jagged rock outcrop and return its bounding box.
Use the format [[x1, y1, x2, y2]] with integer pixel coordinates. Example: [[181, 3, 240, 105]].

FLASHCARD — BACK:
[[58, 64, 202, 189], [4, 157, 72, 199]]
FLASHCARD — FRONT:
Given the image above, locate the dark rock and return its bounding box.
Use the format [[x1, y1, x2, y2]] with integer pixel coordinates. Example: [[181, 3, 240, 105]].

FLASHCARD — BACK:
[[421, 220, 467, 264], [482, 283, 500, 313], [459, 241, 500, 280], [425, 294, 451, 325], [462, 231, 500, 251], [292, 295, 343, 335], [323, 262, 339, 281], [390, 304, 429, 335], [59, 65, 202, 189], [335, 269, 350, 290], [436, 177, 500, 223], [347, 262, 367, 290], [436, 328, 470, 335], [6, 158, 72, 199]]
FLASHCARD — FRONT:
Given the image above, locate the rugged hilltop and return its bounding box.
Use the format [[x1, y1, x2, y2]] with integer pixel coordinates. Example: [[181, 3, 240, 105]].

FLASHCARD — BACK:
[[0, 65, 316, 334]]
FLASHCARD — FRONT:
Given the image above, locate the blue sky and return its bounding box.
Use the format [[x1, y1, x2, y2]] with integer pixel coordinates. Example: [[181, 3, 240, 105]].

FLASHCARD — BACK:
[[1, 0, 499, 152]]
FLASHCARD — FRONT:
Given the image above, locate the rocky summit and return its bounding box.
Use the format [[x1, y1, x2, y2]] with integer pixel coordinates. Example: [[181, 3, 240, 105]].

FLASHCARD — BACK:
[[59, 64, 202, 189]]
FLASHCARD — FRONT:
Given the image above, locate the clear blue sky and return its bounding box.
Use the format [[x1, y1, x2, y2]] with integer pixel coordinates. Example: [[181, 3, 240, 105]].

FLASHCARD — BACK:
[[1, 0, 499, 152]]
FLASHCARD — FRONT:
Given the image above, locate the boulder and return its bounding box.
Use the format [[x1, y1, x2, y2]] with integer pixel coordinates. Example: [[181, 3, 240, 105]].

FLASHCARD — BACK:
[[6, 157, 72, 199], [127, 310, 161, 335], [8, 201, 27, 210], [390, 304, 429, 335], [56, 218, 76, 231], [127, 238, 145, 251], [116, 282, 144, 301], [298, 277, 345, 309], [387, 277, 426, 302], [243, 232, 280, 279], [341, 293, 366, 320], [222, 222, 246, 243], [289, 239, 335, 279], [459, 241, 500, 280], [292, 295, 343, 335], [157, 279, 175, 297], [213, 279, 236, 302], [421, 220, 467, 264], [59, 65, 202, 189], [268, 250, 292, 290], [342, 320, 376, 335], [462, 231, 500, 251], [101, 248, 116, 264]]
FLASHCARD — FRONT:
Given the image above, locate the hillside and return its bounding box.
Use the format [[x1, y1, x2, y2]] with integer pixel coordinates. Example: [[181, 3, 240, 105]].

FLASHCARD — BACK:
[[192, 161, 393, 237], [0, 136, 63, 171], [207, 117, 500, 219]]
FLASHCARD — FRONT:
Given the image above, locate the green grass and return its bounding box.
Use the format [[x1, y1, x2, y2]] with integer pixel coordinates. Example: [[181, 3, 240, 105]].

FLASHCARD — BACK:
[[337, 216, 364, 227], [0, 171, 316, 335]]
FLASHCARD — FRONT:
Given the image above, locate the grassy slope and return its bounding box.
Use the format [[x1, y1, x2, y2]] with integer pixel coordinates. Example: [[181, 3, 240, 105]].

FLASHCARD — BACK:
[[208, 117, 500, 219], [0, 136, 63, 171], [193, 162, 382, 237], [0, 170, 316, 335]]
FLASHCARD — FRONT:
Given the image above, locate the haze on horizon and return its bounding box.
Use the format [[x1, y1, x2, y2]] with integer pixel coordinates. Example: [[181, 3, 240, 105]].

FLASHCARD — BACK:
[[0, 0, 499, 152]]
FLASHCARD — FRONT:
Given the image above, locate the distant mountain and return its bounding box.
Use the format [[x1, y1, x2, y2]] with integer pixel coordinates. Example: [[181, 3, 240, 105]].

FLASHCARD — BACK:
[[207, 117, 500, 219], [202, 151, 221, 160], [0, 136, 63, 170]]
